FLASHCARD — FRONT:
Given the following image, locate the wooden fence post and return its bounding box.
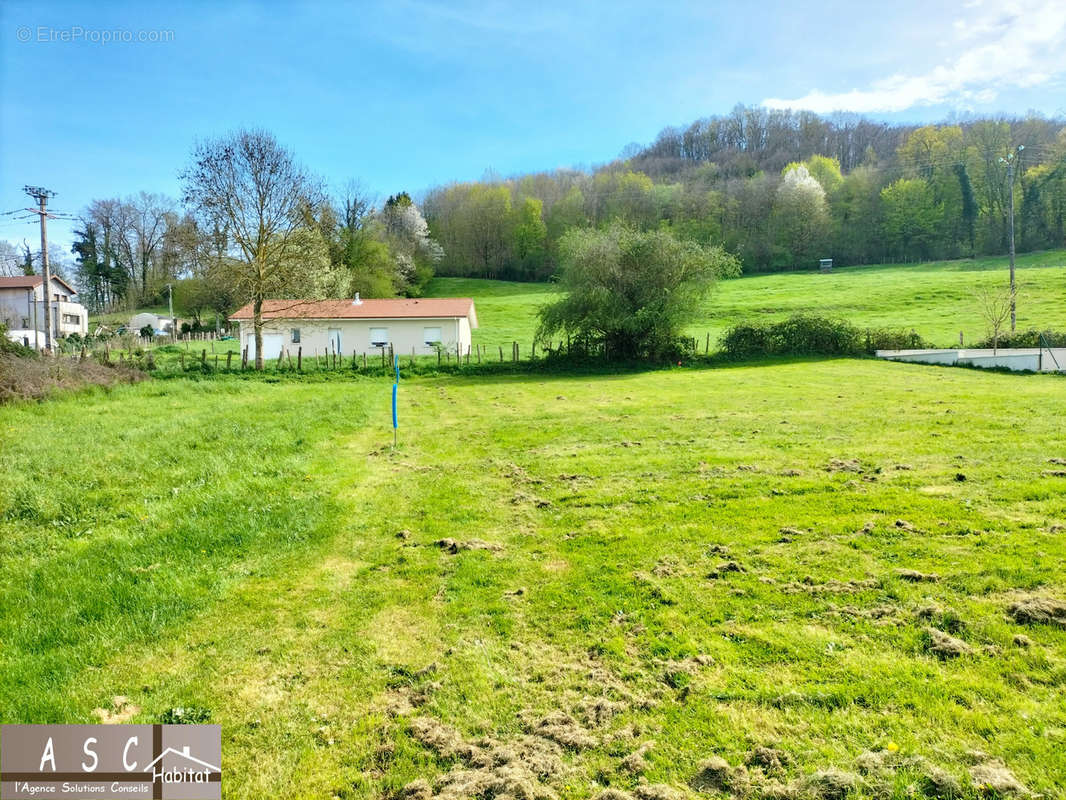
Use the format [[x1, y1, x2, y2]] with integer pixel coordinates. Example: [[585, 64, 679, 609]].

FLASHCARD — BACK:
[[180, 351, 185, 370], [499, 345, 503, 362], [201, 349, 207, 365], [227, 351, 233, 370], [242, 347, 248, 370], [297, 346, 302, 371]]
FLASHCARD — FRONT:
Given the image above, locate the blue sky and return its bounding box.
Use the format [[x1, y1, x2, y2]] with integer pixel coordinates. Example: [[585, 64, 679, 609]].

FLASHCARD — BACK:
[[2, 0, 1065, 256]]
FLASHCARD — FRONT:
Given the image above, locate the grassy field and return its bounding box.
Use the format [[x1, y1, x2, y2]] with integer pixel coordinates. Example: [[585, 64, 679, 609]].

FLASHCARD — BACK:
[[426, 249, 1066, 349], [2, 360, 1065, 798], [90, 250, 1065, 362]]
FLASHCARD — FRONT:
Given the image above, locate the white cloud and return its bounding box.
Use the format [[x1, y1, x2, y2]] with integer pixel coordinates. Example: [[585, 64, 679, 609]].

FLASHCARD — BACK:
[[763, 0, 1066, 113]]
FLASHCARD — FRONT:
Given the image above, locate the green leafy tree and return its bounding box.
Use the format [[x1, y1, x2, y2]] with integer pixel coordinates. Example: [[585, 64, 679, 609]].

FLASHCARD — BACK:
[[537, 224, 739, 360], [881, 178, 944, 261], [830, 167, 884, 265], [511, 196, 548, 280]]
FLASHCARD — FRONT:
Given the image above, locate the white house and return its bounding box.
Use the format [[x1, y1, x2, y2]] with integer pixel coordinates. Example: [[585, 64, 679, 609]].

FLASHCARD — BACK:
[[0, 275, 89, 346], [229, 295, 478, 361]]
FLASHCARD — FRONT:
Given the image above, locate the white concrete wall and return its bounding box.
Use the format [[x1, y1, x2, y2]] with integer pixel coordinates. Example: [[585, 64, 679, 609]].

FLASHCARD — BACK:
[[958, 353, 1040, 371], [239, 316, 471, 360], [0, 290, 33, 330], [53, 301, 89, 336], [877, 348, 1066, 373], [875, 349, 959, 365]]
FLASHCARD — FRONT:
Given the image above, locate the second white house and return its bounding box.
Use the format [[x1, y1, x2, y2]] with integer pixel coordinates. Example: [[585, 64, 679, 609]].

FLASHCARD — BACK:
[[229, 295, 478, 360]]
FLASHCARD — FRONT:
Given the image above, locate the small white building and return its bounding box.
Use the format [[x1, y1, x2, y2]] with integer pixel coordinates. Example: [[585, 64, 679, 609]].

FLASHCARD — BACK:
[[229, 296, 478, 361], [0, 275, 89, 346], [130, 312, 180, 334]]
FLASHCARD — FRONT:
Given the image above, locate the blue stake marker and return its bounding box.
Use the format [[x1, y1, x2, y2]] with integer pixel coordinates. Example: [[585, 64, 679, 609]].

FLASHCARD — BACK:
[[392, 354, 399, 447]]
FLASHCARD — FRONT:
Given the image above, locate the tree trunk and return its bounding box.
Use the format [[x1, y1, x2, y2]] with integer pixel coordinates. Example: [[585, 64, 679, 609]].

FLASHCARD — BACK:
[[254, 297, 264, 371]]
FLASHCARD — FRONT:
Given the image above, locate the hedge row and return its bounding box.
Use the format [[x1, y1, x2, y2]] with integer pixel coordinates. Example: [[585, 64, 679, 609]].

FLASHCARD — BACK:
[[719, 315, 929, 359], [973, 329, 1066, 349]]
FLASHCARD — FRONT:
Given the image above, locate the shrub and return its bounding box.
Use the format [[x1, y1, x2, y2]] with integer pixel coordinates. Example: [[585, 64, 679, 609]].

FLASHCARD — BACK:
[[974, 328, 1066, 349], [863, 327, 932, 351], [720, 315, 934, 358], [773, 315, 863, 355], [0, 354, 145, 404], [720, 315, 863, 358], [537, 223, 739, 360], [0, 324, 37, 359], [718, 322, 775, 359]]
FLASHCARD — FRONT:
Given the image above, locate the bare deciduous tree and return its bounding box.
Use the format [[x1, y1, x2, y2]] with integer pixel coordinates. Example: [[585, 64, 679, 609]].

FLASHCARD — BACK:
[[975, 284, 1015, 353], [85, 194, 176, 304], [0, 241, 21, 277], [181, 129, 331, 369]]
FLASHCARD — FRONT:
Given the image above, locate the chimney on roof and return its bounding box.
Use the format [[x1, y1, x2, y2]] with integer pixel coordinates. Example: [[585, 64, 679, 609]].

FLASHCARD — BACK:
[[352, 292, 362, 305]]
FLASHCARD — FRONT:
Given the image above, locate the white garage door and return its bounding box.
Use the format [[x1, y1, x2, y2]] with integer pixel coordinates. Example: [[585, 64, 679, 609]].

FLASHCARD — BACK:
[[246, 332, 285, 361]]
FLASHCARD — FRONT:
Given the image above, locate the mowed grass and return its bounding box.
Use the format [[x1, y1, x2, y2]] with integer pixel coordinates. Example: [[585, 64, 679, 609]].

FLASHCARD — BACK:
[[426, 249, 1066, 349], [2, 361, 1065, 798]]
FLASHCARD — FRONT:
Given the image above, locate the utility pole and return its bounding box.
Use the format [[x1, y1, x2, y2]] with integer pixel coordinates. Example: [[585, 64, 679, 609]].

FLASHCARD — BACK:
[[23, 186, 56, 353], [998, 145, 1024, 331]]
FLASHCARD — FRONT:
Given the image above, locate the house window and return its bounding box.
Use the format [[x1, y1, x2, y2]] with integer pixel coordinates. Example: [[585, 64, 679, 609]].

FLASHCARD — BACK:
[[369, 327, 389, 347], [21, 317, 30, 328], [62, 314, 79, 325], [291, 328, 301, 343], [423, 326, 442, 345]]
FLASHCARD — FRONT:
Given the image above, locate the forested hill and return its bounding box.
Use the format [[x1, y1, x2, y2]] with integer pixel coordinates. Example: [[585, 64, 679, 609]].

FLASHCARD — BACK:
[[423, 106, 1066, 280]]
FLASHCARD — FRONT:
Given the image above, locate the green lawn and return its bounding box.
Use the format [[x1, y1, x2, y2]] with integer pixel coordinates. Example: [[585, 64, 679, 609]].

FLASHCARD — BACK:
[[426, 249, 1066, 349], [2, 361, 1064, 798]]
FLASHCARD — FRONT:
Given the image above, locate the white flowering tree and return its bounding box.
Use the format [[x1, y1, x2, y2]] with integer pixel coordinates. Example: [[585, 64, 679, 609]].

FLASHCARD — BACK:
[[773, 164, 830, 267], [377, 193, 443, 294]]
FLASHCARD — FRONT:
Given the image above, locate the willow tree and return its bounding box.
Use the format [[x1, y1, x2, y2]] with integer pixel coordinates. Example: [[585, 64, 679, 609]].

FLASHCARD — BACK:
[[537, 223, 739, 360], [180, 129, 331, 369]]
